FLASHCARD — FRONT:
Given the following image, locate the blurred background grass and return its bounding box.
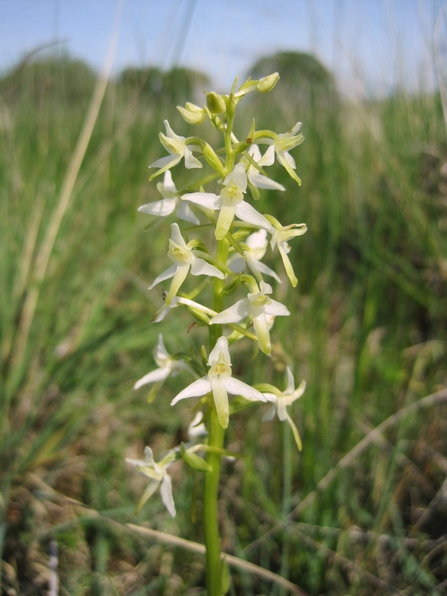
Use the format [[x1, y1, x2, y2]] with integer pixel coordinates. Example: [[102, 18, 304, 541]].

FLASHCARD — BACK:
[[0, 35, 447, 596]]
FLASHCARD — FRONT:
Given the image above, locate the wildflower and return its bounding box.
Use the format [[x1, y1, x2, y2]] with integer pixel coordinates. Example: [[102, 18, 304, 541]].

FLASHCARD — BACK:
[[149, 120, 202, 180], [126, 446, 177, 516], [171, 336, 265, 429], [181, 163, 272, 240], [138, 171, 200, 225], [268, 217, 307, 287], [258, 122, 304, 185], [209, 281, 290, 355], [148, 223, 224, 305], [228, 229, 281, 283], [134, 333, 192, 390], [262, 367, 306, 450]]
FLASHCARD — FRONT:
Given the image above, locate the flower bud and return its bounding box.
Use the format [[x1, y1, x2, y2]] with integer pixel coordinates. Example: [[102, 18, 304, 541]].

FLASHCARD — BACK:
[[177, 102, 206, 124], [200, 141, 225, 175], [206, 91, 227, 114], [256, 72, 280, 93]]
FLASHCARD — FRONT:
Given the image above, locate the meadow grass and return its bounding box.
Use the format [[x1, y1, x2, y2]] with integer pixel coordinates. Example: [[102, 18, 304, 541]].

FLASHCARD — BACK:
[[0, 55, 446, 595]]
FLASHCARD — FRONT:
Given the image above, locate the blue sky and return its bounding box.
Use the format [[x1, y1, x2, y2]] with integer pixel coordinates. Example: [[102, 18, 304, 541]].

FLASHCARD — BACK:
[[0, 0, 445, 96]]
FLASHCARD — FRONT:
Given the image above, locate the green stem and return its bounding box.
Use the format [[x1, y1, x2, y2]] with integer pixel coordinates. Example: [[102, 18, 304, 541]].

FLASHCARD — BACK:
[[203, 238, 229, 596]]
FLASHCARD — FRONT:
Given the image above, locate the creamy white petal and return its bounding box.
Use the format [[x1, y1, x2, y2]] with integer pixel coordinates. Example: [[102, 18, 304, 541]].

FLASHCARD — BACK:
[[224, 163, 247, 192], [264, 300, 290, 317], [148, 264, 177, 290], [150, 154, 181, 169], [209, 299, 250, 325], [235, 202, 272, 230], [170, 222, 188, 248], [190, 257, 224, 279], [160, 473, 176, 517], [171, 377, 211, 405], [154, 334, 169, 363], [177, 201, 200, 224], [285, 367, 295, 394], [181, 192, 220, 210], [208, 336, 231, 367], [259, 145, 275, 165], [279, 151, 296, 169], [225, 378, 266, 401], [138, 198, 177, 217], [262, 403, 277, 422], [184, 147, 203, 169], [251, 259, 282, 283], [249, 171, 285, 191], [277, 402, 288, 422], [134, 367, 170, 389]]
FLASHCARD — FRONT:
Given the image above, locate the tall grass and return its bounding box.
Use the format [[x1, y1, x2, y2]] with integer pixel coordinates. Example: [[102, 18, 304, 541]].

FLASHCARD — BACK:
[[0, 52, 446, 595]]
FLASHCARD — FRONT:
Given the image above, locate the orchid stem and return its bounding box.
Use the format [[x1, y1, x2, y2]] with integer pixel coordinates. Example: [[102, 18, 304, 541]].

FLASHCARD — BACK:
[[203, 238, 229, 596]]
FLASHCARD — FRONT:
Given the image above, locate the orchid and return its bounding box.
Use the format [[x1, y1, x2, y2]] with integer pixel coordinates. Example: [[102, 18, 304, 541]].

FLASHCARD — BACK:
[[181, 163, 272, 240], [262, 367, 306, 450], [128, 74, 309, 592], [209, 281, 290, 355], [171, 336, 265, 429], [267, 216, 307, 287], [258, 122, 304, 185], [138, 171, 200, 224], [148, 223, 224, 305], [228, 228, 281, 283], [126, 446, 177, 516], [134, 333, 193, 391], [149, 120, 202, 180]]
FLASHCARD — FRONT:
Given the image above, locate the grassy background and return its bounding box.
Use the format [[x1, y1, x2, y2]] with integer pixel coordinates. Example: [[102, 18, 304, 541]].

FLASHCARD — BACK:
[[0, 49, 446, 595]]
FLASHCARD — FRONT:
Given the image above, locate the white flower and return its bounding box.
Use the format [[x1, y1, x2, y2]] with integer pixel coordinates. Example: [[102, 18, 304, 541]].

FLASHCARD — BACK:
[[228, 229, 281, 283], [149, 223, 224, 305], [269, 219, 307, 287], [149, 120, 202, 179], [209, 281, 289, 355], [258, 122, 304, 185], [262, 367, 306, 450], [246, 145, 285, 191], [181, 163, 272, 240], [126, 446, 176, 516], [134, 334, 192, 390], [138, 171, 200, 225], [171, 336, 265, 429]]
